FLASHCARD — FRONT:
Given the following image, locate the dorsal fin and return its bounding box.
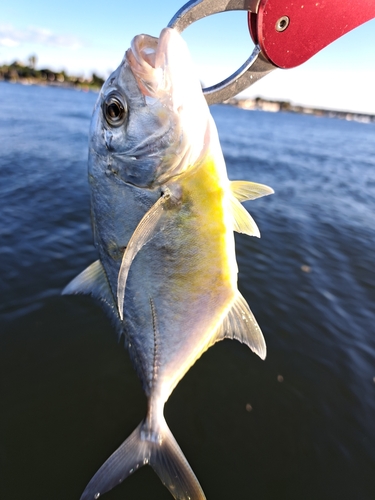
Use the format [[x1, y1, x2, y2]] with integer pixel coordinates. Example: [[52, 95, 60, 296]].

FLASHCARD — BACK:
[[230, 180, 274, 201], [62, 260, 118, 319], [215, 292, 266, 360]]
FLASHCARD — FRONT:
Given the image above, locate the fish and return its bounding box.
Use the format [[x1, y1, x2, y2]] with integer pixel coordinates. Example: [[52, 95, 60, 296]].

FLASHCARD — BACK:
[[63, 27, 273, 500]]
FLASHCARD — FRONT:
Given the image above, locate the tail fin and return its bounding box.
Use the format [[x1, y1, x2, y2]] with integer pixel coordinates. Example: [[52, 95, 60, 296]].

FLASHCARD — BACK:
[[80, 419, 206, 500]]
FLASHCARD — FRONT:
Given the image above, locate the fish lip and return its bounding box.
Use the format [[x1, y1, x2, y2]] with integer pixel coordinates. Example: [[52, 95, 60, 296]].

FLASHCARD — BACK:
[[126, 35, 159, 97], [125, 29, 174, 98], [127, 34, 159, 69]]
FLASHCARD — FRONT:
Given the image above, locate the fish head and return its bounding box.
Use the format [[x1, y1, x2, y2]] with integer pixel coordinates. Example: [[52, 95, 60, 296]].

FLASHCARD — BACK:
[[89, 28, 211, 188]]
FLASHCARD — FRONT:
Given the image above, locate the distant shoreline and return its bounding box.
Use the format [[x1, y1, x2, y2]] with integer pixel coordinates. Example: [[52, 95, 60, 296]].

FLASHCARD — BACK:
[[0, 61, 104, 91], [224, 97, 375, 124], [1, 62, 373, 123], [0, 77, 101, 92]]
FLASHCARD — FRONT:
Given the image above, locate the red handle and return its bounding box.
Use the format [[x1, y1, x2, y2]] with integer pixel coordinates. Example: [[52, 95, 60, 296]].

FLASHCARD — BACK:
[[249, 0, 375, 69]]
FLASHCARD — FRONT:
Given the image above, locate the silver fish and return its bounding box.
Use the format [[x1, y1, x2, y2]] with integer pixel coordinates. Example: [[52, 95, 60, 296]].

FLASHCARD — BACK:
[[63, 28, 273, 500]]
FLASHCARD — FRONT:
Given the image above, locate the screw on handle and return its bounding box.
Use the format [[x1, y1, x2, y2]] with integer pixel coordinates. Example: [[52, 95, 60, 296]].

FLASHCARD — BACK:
[[253, 0, 375, 68]]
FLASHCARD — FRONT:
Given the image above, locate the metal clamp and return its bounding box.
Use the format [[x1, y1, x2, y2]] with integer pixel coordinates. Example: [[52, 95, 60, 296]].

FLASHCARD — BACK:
[[168, 0, 276, 105]]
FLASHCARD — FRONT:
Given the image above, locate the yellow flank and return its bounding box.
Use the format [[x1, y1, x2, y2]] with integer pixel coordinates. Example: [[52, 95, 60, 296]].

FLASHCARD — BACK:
[[172, 152, 236, 293], [157, 150, 239, 395]]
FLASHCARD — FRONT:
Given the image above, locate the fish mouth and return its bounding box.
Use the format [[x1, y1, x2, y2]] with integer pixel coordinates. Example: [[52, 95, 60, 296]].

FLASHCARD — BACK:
[[126, 28, 175, 99], [126, 34, 159, 96]]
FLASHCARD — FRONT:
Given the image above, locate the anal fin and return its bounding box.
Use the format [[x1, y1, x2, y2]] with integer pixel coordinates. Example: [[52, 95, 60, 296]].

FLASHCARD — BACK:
[[229, 180, 274, 237], [229, 194, 261, 237]]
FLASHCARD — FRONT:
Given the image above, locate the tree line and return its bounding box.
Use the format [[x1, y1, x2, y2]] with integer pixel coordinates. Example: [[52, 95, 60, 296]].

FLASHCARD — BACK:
[[0, 55, 105, 89]]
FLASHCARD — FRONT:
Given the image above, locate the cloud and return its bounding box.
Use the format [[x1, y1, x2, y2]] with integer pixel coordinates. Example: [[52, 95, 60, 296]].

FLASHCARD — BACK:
[[0, 37, 19, 48], [0, 24, 82, 50]]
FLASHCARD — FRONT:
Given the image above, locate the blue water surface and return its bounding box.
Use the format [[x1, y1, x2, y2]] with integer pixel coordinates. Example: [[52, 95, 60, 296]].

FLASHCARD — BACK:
[[0, 81, 374, 500]]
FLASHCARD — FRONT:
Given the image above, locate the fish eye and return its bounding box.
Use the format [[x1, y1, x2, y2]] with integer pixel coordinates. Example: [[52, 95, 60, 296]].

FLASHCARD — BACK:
[[103, 91, 127, 127]]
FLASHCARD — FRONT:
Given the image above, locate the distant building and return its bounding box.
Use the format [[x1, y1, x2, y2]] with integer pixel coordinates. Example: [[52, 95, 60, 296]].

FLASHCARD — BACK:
[[225, 96, 375, 123]]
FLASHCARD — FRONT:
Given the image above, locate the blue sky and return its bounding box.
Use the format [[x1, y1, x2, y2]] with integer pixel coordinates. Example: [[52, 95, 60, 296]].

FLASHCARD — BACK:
[[1, 0, 375, 113]]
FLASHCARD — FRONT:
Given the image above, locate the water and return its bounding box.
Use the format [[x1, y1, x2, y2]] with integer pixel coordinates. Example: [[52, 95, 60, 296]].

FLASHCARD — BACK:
[[0, 81, 374, 500]]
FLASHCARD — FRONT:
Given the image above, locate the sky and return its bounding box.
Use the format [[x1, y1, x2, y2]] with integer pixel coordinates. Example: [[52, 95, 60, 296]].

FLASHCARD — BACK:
[[1, 0, 375, 114]]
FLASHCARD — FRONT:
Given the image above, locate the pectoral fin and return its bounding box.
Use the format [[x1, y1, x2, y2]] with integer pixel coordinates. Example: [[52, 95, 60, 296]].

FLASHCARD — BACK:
[[215, 292, 266, 360], [117, 191, 171, 321], [230, 180, 274, 202]]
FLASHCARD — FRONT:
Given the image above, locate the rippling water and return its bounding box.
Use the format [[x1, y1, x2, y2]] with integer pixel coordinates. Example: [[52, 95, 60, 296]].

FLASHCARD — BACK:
[[1, 81, 374, 500]]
